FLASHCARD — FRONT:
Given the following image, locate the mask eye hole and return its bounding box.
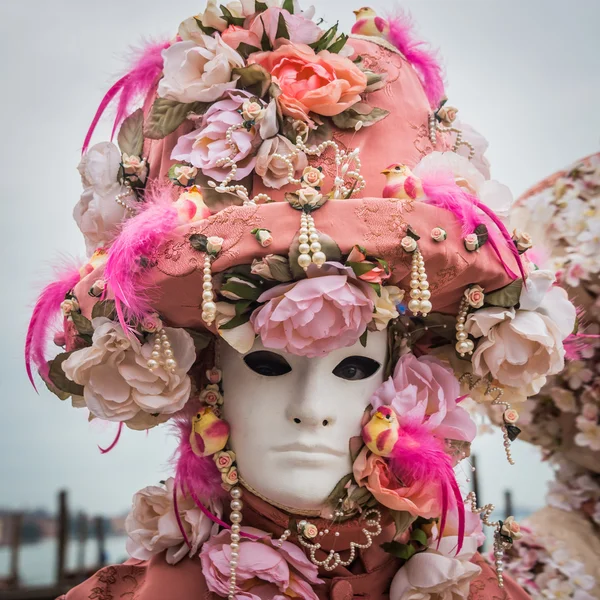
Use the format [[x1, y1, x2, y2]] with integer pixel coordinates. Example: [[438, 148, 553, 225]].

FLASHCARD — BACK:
[[244, 351, 292, 377], [332, 356, 381, 381]]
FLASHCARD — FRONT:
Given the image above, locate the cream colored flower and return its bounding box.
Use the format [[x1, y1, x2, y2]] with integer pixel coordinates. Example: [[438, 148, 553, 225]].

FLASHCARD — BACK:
[[214, 450, 236, 472], [250, 255, 293, 282], [373, 286, 404, 331], [74, 142, 131, 256], [173, 165, 198, 186], [401, 236, 417, 252], [465, 270, 576, 390], [125, 478, 220, 565], [121, 153, 148, 183], [501, 516, 523, 540], [464, 233, 479, 251], [302, 166, 325, 188], [512, 229, 533, 252], [215, 302, 256, 353], [241, 99, 265, 122], [464, 285, 485, 309], [255, 135, 308, 189], [206, 236, 224, 254], [158, 36, 244, 103], [60, 298, 80, 317], [296, 186, 323, 208], [431, 227, 447, 242], [62, 318, 196, 426], [222, 466, 239, 486]]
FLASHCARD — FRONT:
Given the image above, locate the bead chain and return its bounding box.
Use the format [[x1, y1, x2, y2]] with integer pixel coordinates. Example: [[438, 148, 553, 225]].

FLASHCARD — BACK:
[[455, 297, 475, 357], [201, 255, 217, 326], [407, 248, 432, 317], [297, 212, 326, 271], [146, 328, 177, 372], [428, 113, 437, 146], [228, 486, 243, 600], [115, 185, 137, 215], [491, 390, 516, 466]]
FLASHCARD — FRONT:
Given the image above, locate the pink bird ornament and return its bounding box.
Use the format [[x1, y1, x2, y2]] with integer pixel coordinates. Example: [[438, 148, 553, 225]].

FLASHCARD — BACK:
[[189, 407, 230, 458], [351, 7, 389, 38], [381, 164, 424, 201]]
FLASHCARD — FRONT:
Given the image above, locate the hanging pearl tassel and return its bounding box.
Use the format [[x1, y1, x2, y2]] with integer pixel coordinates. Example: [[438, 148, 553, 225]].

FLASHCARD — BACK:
[[147, 328, 177, 373], [407, 248, 432, 317], [455, 297, 475, 357], [297, 212, 326, 271], [228, 486, 243, 600], [428, 113, 437, 146], [201, 254, 217, 326]]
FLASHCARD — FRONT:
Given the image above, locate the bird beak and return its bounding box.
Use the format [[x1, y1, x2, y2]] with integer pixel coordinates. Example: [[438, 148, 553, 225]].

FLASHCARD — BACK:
[[375, 411, 385, 420], [353, 9, 360, 15], [381, 168, 391, 175]]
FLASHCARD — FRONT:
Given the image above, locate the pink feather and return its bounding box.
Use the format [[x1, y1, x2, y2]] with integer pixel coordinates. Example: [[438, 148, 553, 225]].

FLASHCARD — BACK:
[[82, 38, 170, 154], [98, 422, 123, 454], [25, 261, 82, 390], [385, 10, 445, 108], [104, 182, 179, 330], [389, 420, 465, 554], [421, 171, 526, 281]]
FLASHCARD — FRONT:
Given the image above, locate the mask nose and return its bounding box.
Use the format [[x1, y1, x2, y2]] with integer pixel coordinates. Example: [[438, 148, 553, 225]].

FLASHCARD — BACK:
[[285, 370, 336, 428]]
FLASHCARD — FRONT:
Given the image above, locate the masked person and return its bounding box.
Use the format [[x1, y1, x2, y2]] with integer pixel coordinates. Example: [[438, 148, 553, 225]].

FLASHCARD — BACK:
[[26, 3, 575, 598]]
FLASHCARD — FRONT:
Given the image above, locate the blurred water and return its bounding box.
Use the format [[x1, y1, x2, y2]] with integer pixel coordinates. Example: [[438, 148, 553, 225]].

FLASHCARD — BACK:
[[0, 536, 128, 586]]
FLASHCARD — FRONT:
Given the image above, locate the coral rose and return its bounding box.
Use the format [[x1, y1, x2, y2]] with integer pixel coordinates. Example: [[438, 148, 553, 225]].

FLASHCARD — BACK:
[[250, 263, 374, 358], [249, 44, 367, 122]]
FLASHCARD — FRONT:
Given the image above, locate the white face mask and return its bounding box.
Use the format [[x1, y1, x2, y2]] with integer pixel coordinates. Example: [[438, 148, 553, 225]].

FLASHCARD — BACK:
[[221, 330, 388, 511]]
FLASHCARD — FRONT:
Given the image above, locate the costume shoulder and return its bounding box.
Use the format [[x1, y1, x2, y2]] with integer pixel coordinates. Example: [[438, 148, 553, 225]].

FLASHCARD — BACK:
[[60, 555, 213, 600], [468, 554, 532, 600]]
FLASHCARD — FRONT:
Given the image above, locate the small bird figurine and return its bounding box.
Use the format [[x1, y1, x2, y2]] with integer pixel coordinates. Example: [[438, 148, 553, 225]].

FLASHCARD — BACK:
[[381, 164, 424, 201], [189, 407, 230, 457], [351, 7, 388, 38], [362, 406, 400, 457]]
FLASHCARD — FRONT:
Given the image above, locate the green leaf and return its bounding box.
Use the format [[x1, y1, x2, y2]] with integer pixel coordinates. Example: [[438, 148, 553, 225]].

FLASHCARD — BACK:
[[219, 312, 251, 330], [193, 17, 218, 36], [359, 330, 368, 348], [91, 300, 116, 321], [117, 108, 144, 157], [44, 374, 71, 401], [363, 69, 387, 92], [326, 474, 353, 508], [183, 328, 211, 352], [48, 352, 85, 397], [485, 279, 524, 308], [310, 22, 338, 51], [220, 5, 245, 26], [189, 234, 208, 252], [259, 16, 271, 51], [71, 312, 94, 337], [327, 33, 348, 54], [232, 64, 272, 98], [406, 225, 421, 241], [282, 0, 294, 13], [380, 541, 416, 560], [237, 43, 262, 59], [235, 299, 254, 316], [255, 1, 268, 12], [411, 528, 428, 546], [144, 98, 210, 140], [346, 261, 376, 277], [275, 11, 290, 40], [391, 511, 417, 536], [221, 281, 262, 301], [332, 104, 390, 129], [369, 282, 381, 297], [474, 223, 489, 246]]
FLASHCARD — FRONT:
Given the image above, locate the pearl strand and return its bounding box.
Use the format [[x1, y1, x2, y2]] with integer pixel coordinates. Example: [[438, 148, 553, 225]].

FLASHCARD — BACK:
[[228, 486, 243, 600], [297, 213, 326, 271], [492, 391, 517, 466], [115, 186, 136, 215], [201, 255, 217, 326], [146, 328, 177, 372], [455, 297, 475, 357], [428, 113, 437, 146], [436, 124, 476, 160], [407, 249, 432, 317]]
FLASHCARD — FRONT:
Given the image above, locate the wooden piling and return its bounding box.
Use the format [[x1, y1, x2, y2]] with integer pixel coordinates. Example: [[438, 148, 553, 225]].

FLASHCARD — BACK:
[[8, 512, 23, 588], [55, 490, 68, 585], [504, 489, 514, 520], [77, 512, 88, 572], [94, 516, 106, 568]]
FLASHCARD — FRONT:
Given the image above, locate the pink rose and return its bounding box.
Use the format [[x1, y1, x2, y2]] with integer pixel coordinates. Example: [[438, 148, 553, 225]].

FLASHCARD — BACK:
[[347, 245, 367, 262], [371, 354, 477, 443], [249, 44, 367, 122], [503, 409, 519, 424], [431, 227, 447, 242], [214, 450, 235, 472], [465, 285, 485, 309], [357, 264, 390, 284], [221, 466, 238, 486], [200, 528, 323, 599], [206, 367, 222, 384], [464, 233, 479, 251], [250, 263, 374, 358], [302, 166, 325, 188], [171, 91, 261, 182], [200, 384, 223, 406], [221, 7, 321, 52], [400, 236, 417, 252], [255, 135, 308, 189]]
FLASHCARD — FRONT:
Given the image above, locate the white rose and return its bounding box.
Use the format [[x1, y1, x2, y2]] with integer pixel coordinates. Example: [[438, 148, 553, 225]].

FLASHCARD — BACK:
[[241, 100, 265, 122], [400, 236, 417, 253], [158, 37, 244, 104], [173, 165, 198, 186], [215, 301, 256, 353], [465, 271, 576, 389], [74, 142, 131, 256], [62, 318, 196, 425], [206, 235, 224, 254], [373, 286, 404, 331], [464, 285, 485, 309], [296, 186, 323, 208], [122, 153, 148, 183], [125, 478, 220, 564]]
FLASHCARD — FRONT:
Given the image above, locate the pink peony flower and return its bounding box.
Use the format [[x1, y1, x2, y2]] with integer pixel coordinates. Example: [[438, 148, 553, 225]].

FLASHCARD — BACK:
[[171, 91, 268, 182], [249, 44, 367, 122], [371, 354, 477, 443], [250, 263, 374, 358], [200, 527, 323, 599], [221, 7, 321, 52]]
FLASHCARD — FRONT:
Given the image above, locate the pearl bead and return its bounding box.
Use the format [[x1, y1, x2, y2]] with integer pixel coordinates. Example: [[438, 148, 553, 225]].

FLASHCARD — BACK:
[[164, 349, 174, 358], [203, 291, 213, 301], [465, 339, 475, 352], [312, 251, 326, 266], [299, 234, 309, 244], [165, 358, 176, 370], [299, 243, 310, 254], [201, 311, 211, 322], [203, 274, 212, 282], [418, 273, 427, 281], [309, 233, 319, 243], [410, 280, 420, 289], [419, 281, 429, 290], [457, 332, 467, 341], [408, 299, 421, 313], [230, 488, 242, 499], [418, 267, 426, 274], [300, 227, 308, 235], [230, 551, 239, 559], [456, 341, 470, 355], [230, 511, 242, 523], [310, 242, 321, 252], [147, 359, 158, 370], [230, 499, 243, 511], [203, 301, 216, 313], [410, 289, 420, 299], [203, 282, 213, 291], [420, 300, 432, 313], [456, 323, 465, 332], [298, 254, 312, 269], [230, 533, 240, 543], [151, 351, 160, 359]]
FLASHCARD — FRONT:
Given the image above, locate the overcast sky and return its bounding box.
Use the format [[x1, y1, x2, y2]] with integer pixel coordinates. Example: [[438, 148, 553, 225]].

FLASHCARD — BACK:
[[1, 0, 599, 519]]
